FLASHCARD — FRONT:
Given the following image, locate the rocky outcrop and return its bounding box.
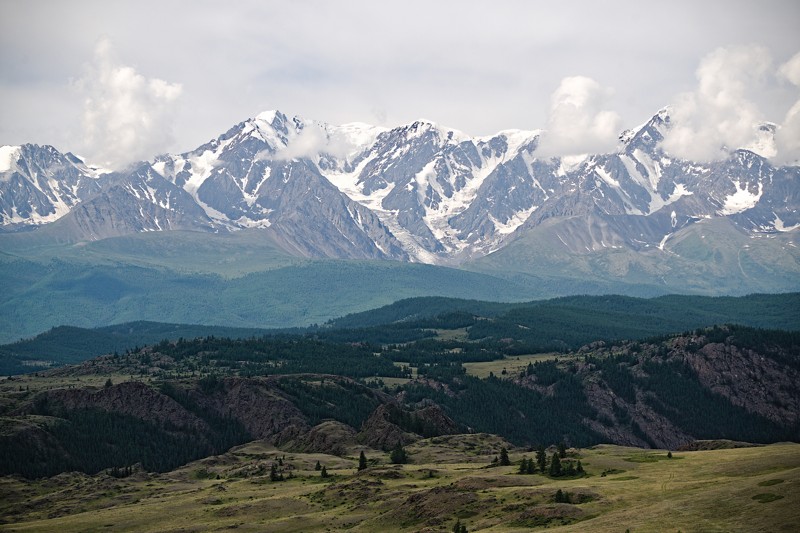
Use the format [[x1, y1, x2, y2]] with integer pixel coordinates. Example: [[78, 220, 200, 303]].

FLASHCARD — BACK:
[[412, 404, 460, 435], [581, 380, 693, 450], [357, 403, 459, 450], [286, 420, 358, 455], [24, 381, 209, 432], [684, 341, 800, 426], [192, 377, 310, 444], [357, 404, 419, 450]]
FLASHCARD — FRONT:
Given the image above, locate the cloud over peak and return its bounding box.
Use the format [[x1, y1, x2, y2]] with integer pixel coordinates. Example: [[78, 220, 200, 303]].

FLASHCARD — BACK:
[[658, 45, 800, 164], [77, 39, 182, 169], [659, 45, 771, 162], [536, 76, 622, 158], [775, 51, 800, 165]]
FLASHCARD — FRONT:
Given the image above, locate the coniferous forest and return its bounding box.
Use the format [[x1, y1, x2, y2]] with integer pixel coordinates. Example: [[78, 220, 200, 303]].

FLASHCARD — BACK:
[[0, 296, 797, 480]]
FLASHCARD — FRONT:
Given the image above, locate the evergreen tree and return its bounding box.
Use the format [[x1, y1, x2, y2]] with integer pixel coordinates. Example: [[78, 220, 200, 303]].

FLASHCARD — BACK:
[[320, 466, 329, 478], [576, 460, 584, 475], [558, 441, 567, 458], [269, 463, 281, 482], [518, 457, 528, 474], [549, 452, 562, 477], [390, 442, 408, 464], [667, 451, 673, 459], [564, 460, 576, 476], [314, 460, 321, 471], [104, 378, 113, 388], [499, 447, 511, 466], [526, 458, 535, 475], [536, 445, 547, 473], [555, 488, 565, 503], [358, 451, 368, 471]]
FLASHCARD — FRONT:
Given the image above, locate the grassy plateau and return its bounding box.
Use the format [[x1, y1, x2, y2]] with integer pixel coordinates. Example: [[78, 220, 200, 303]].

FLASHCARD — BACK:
[[0, 438, 797, 532]]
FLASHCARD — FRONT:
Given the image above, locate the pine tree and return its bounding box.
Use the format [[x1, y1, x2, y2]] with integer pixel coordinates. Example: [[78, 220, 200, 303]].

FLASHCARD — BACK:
[[536, 445, 547, 473], [358, 451, 368, 471], [320, 466, 329, 478], [390, 442, 407, 464], [558, 441, 567, 458], [499, 447, 511, 466], [526, 458, 536, 475], [270, 463, 281, 482], [564, 460, 576, 476], [554, 488, 571, 503], [549, 452, 562, 477], [518, 457, 528, 474], [667, 451, 673, 459], [576, 460, 585, 475], [314, 460, 322, 471]]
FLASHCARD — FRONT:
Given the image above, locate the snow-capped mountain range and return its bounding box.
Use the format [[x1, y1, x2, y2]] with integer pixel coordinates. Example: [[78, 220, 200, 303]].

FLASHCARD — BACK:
[[1, 108, 798, 265]]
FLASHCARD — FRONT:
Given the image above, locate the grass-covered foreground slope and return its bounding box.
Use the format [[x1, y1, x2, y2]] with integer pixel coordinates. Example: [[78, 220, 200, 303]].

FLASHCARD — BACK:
[[1, 438, 797, 532]]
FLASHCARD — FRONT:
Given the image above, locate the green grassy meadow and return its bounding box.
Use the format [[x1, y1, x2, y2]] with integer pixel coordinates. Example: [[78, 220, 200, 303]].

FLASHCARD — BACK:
[[1, 438, 797, 532]]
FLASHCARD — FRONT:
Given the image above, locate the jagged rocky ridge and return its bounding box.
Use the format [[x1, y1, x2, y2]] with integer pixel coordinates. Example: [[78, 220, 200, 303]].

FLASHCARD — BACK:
[[1, 108, 798, 264]]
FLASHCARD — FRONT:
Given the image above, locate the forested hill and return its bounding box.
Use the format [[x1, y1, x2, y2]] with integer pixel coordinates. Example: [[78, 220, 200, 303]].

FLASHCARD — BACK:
[[0, 324, 798, 479], [328, 293, 800, 330], [2, 293, 798, 376]]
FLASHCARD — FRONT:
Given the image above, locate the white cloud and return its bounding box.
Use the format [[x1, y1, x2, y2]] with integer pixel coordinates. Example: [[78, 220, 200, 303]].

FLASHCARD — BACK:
[[774, 51, 800, 165], [272, 125, 329, 161], [271, 123, 359, 161], [536, 76, 622, 158], [779, 51, 800, 86], [659, 46, 772, 162], [77, 38, 182, 169]]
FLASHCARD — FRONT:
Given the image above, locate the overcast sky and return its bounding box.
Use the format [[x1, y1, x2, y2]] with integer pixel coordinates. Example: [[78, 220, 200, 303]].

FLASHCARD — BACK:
[[1, 0, 799, 166]]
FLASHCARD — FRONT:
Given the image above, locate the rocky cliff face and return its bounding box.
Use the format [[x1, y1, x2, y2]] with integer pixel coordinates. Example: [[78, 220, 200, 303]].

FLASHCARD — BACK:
[[680, 338, 800, 426], [566, 326, 800, 448], [24, 381, 210, 432]]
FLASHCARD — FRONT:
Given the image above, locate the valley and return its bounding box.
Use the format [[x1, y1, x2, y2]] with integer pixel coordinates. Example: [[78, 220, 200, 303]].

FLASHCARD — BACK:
[[2, 4, 798, 532], [0, 296, 798, 530]]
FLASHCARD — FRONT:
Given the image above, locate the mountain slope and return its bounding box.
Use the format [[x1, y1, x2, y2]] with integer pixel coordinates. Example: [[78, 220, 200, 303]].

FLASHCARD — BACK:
[[0, 255, 540, 344], [1, 107, 798, 322], [2, 107, 797, 267]]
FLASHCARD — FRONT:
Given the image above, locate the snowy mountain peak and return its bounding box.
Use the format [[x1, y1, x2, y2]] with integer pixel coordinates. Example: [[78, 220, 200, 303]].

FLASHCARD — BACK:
[[1, 108, 797, 267], [254, 109, 283, 124]]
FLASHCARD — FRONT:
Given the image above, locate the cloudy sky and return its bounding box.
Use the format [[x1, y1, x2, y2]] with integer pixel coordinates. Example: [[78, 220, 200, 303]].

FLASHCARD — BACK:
[[1, 0, 799, 167]]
